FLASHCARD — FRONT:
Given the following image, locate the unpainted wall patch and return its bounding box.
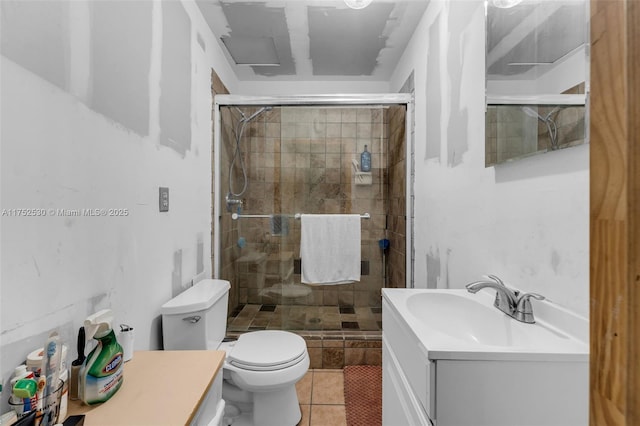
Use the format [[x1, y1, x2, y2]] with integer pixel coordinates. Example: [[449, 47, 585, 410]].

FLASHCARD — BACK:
[[221, 3, 295, 76], [91, 1, 152, 136], [197, 233, 204, 274], [171, 249, 183, 298], [160, 1, 192, 156], [426, 248, 441, 289], [425, 13, 442, 161], [0, 1, 68, 92], [446, 2, 477, 167], [197, 32, 206, 52], [308, 4, 393, 76]]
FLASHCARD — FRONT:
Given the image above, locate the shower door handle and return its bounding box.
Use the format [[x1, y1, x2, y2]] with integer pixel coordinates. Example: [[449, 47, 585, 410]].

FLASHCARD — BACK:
[[182, 315, 201, 324]]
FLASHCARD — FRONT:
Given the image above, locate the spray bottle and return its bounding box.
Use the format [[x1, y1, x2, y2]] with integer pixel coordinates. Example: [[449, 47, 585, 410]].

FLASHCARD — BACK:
[[79, 309, 124, 405]]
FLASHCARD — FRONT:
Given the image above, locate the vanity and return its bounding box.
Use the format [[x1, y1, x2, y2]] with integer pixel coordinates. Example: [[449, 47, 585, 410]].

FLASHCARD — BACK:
[[68, 350, 226, 425], [382, 289, 588, 426]]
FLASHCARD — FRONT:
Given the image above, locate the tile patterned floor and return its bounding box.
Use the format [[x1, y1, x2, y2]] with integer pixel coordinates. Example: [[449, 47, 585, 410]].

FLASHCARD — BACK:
[[227, 304, 382, 333], [295, 369, 347, 426]]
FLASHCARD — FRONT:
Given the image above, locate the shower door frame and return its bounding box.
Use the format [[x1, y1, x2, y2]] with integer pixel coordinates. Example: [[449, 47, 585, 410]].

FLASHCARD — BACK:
[[212, 93, 414, 289]]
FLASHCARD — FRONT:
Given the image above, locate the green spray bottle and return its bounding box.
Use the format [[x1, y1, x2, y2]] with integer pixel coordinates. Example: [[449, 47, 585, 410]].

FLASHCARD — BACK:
[[79, 309, 124, 405]]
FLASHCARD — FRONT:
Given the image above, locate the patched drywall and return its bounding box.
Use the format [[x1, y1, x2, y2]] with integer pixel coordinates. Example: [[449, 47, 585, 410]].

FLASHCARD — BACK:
[[160, 1, 192, 156], [0, 0, 236, 414], [0, 0, 68, 91], [390, 1, 589, 317], [308, 4, 393, 76], [91, 1, 152, 136], [426, 248, 440, 289], [445, 2, 475, 167], [221, 2, 295, 76], [425, 13, 441, 161]]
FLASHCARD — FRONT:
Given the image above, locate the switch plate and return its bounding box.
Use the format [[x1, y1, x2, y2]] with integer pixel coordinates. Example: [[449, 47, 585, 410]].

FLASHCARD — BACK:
[[159, 187, 169, 212]]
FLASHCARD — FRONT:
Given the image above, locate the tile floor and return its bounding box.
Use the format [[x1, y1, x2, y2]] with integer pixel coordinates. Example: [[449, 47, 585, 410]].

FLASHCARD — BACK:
[[295, 369, 347, 426], [227, 303, 383, 333]]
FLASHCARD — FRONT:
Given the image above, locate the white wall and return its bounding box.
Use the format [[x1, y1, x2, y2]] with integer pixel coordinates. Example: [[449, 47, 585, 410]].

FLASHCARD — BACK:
[[0, 0, 237, 406], [390, 0, 589, 317], [232, 79, 390, 96]]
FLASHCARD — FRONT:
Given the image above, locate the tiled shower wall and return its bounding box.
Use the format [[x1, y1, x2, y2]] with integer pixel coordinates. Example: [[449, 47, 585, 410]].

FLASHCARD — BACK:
[[219, 106, 392, 312], [386, 105, 407, 289]]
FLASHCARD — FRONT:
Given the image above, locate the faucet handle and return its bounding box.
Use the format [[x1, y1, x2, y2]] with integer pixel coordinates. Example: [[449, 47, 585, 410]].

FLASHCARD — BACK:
[[486, 274, 505, 286], [515, 293, 545, 324], [485, 275, 519, 294]]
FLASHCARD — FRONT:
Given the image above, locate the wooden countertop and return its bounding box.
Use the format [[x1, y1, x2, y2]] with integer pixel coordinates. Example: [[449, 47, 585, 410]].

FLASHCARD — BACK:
[[67, 350, 225, 425]]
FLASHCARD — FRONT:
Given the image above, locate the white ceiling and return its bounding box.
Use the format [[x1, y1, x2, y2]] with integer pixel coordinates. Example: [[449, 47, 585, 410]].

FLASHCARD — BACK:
[[196, 0, 430, 82]]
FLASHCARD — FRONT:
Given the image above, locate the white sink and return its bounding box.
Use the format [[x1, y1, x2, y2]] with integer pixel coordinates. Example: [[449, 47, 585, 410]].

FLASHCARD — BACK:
[[382, 288, 589, 425], [384, 289, 588, 361]]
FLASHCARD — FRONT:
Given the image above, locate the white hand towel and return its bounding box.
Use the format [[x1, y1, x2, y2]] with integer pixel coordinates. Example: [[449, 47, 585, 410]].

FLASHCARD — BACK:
[[300, 214, 361, 285]]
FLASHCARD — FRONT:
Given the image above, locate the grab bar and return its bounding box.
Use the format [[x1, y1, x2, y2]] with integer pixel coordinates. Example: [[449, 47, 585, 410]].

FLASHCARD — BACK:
[[231, 212, 370, 220]]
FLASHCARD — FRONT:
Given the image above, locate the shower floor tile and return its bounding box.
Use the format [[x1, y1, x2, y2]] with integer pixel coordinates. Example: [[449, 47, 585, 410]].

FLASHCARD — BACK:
[[227, 303, 382, 333]]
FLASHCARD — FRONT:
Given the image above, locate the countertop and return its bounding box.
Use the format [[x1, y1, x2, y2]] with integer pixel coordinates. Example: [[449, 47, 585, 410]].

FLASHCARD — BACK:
[[67, 350, 225, 425]]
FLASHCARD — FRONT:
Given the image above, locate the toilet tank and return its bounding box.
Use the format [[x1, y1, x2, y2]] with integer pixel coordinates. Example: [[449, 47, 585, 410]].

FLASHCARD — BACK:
[[160, 279, 230, 350]]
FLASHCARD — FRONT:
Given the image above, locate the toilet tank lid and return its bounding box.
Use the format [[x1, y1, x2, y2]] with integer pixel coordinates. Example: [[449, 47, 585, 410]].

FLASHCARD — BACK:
[[160, 279, 230, 315]]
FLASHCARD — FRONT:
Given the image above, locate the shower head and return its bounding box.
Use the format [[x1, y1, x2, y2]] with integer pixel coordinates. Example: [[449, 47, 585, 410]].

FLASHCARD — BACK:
[[522, 106, 545, 122], [234, 106, 273, 123], [246, 106, 272, 122], [522, 106, 560, 122]]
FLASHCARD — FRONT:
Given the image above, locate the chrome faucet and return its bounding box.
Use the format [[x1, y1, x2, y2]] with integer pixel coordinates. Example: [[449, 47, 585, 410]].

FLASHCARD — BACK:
[[465, 275, 545, 324]]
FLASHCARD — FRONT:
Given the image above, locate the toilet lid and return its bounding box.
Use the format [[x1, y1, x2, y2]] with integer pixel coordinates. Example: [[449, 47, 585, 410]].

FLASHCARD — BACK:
[[228, 330, 307, 371]]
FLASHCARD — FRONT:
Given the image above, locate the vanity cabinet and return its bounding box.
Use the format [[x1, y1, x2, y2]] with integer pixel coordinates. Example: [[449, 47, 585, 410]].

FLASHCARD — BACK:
[[382, 295, 588, 426], [68, 350, 226, 425], [383, 299, 435, 425]]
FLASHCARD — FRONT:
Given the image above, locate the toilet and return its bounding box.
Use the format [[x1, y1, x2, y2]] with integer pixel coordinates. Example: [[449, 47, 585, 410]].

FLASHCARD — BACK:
[[161, 279, 309, 426]]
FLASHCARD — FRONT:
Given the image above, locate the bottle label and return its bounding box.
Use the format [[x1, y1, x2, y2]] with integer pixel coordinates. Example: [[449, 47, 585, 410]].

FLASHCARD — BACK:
[[84, 367, 123, 404], [103, 354, 123, 375]]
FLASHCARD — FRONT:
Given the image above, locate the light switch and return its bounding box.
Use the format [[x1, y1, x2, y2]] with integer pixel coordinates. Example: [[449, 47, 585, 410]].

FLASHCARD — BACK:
[[159, 187, 169, 212]]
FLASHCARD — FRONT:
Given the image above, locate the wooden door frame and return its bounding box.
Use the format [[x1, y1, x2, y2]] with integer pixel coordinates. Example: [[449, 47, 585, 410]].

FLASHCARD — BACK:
[[590, 0, 640, 424]]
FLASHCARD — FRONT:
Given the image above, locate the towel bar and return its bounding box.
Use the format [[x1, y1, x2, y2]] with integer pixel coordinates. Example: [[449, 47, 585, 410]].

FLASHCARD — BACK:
[[231, 212, 370, 220]]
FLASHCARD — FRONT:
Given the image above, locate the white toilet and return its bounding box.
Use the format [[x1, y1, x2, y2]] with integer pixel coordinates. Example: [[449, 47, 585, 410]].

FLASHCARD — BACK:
[[161, 279, 309, 426]]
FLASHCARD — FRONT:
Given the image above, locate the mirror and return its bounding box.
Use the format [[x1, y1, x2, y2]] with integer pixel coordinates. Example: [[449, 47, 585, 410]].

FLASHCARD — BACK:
[[485, 0, 589, 166]]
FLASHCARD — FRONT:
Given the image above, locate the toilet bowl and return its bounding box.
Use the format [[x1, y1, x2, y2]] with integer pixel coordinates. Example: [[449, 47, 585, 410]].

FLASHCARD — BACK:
[[161, 279, 309, 426], [220, 331, 309, 426]]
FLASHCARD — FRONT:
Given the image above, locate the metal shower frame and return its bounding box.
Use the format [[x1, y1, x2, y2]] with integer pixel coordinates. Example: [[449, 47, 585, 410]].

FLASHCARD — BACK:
[[212, 93, 415, 288]]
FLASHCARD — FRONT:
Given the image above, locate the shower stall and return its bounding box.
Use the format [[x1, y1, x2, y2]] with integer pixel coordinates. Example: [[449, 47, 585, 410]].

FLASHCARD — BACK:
[[213, 95, 412, 337]]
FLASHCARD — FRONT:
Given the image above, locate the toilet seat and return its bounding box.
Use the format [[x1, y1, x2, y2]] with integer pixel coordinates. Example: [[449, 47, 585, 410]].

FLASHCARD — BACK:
[[227, 330, 307, 371]]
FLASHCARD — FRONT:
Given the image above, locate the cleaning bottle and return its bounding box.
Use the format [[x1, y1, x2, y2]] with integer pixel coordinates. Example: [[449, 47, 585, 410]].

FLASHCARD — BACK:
[[360, 145, 371, 172], [79, 309, 124, 405]]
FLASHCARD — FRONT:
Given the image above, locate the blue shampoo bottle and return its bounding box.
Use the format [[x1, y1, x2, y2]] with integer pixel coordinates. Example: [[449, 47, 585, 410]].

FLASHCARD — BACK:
[[360, 145, 371, 172]]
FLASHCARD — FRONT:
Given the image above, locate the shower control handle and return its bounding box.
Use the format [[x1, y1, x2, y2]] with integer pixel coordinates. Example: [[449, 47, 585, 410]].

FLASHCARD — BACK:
[[182, 315, 201, 324]]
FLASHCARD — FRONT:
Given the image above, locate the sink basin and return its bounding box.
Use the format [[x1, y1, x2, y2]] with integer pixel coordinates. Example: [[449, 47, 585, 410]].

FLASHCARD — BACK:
[[383, 289, 588, 361], [406, 292, 569, 348], [382, 288, 589, 425]]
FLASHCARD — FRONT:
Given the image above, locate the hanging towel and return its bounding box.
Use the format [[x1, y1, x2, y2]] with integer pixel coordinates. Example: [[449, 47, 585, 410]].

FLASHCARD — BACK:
[[300, 214, 361, 285]]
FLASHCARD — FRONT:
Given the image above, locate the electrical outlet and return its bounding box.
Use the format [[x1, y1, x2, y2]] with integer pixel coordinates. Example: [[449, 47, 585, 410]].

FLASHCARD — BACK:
[[159, 187, 169, 212]]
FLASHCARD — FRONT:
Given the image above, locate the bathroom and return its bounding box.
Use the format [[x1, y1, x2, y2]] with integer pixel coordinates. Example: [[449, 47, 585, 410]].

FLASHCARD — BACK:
[[1, 0, 636, 424]]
